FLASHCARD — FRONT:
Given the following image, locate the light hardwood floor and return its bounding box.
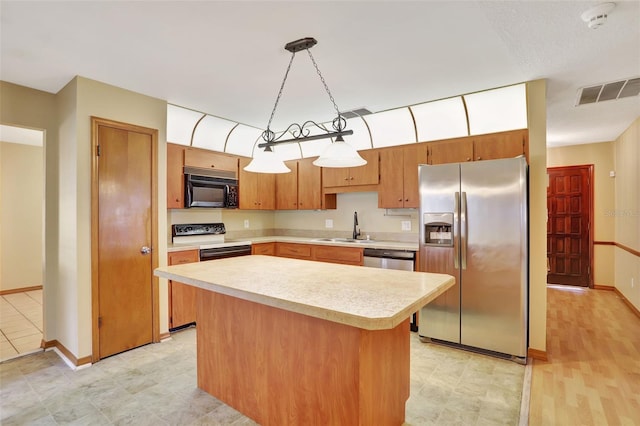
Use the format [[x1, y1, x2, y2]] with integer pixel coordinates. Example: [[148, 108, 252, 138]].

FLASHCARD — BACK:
[[529, 285, 640, 425]]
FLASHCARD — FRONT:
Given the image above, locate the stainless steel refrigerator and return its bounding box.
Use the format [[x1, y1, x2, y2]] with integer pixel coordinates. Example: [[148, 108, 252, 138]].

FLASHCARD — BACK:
[[418, 156, 528, 363]]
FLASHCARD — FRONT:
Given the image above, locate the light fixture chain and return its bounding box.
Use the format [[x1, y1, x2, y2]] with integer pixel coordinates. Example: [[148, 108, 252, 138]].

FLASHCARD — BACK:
[[265, 52, 296, 133], [307, 49, 341, 117]]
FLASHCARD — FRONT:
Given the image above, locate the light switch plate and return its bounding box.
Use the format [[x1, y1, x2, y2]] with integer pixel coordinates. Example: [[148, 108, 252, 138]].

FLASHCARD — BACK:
[[401, 220, 411, 231], [244, 219, 250, 229], [325, 219, 333, 228]]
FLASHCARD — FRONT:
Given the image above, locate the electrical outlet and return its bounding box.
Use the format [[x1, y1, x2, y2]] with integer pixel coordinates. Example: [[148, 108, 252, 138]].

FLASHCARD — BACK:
[[244, 219, 250, 229], [325, 219, 333, 228], [401, 220, 411, 231]]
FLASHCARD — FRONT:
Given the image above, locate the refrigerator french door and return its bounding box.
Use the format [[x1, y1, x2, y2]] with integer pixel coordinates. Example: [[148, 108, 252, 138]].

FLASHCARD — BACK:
[[418, 156, 528, 362]]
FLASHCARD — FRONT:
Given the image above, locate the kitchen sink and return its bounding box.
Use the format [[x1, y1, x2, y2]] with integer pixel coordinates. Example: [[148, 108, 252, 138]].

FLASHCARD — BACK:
[[311, 238, 376, 244]]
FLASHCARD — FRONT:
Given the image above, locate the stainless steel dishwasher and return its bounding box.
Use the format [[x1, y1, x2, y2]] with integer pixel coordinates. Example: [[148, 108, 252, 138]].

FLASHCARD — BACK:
[[363, 248, 418, 331]]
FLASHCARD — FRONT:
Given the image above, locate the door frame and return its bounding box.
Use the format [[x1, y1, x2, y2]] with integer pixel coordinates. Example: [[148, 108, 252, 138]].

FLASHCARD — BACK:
[[90, 116, 159, 362], [546, 164, 594, 288]]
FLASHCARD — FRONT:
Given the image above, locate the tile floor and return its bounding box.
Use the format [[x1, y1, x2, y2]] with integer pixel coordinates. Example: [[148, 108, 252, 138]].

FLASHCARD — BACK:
[[0, 326, 525, 425], [0, 290, 43, 361]]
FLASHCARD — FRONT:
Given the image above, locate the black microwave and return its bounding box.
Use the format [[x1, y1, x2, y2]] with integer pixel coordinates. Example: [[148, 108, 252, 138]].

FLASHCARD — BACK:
[[184, 166, 239, 209]]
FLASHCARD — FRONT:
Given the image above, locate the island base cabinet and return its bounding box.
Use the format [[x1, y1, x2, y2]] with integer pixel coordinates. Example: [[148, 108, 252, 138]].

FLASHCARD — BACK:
[[196, 290, 410, 426]]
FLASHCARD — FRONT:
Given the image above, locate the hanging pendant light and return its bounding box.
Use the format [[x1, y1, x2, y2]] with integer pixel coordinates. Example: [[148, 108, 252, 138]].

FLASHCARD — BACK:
[[313, 134, 367, 168], [243, 37, 364, 173], [243, 146, 291, 173]]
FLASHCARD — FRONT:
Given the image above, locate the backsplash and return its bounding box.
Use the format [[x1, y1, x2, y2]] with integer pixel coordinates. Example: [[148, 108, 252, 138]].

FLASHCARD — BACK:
[[169, 192, 419, 243]]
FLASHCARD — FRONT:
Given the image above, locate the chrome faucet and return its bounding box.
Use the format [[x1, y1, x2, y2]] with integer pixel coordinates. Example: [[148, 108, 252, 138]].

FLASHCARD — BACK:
[[353, 211, 361, 240]]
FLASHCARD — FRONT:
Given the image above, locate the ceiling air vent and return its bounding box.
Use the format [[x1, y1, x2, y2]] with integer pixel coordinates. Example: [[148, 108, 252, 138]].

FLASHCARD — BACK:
[[576, 77, 640, 106], [341, 108, 372, 119]]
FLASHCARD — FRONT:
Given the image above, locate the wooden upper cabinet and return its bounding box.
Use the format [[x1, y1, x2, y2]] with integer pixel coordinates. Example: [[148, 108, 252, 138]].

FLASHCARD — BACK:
[[239, 157, 275, 210], [427, 129, 529, 165], [473, 129, 528, 161], [297, 157, 323, 210], [167, 143, 185, 209], [378, 144, 428, 209], [276, 158, 325, 210], [428, 137, 474, 165], [323, 150, 379, 187], [401, 144, 428, 208], [276, 160, 299, 210], [184, 147, 238, 172]]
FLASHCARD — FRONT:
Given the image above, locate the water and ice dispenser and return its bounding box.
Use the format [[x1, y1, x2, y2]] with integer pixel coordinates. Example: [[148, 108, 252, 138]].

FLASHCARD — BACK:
[[423, 213, 453, 246]]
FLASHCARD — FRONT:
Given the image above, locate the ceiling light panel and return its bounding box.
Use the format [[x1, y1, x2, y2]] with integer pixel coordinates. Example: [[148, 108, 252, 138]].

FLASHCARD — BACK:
[[363, 108, 416, 148], [411, 96, 469, 142], [464, 84, 528, 135], [167, 105, 205, 146], [225, 125, 263, 158], [191, 115, 237, 151]]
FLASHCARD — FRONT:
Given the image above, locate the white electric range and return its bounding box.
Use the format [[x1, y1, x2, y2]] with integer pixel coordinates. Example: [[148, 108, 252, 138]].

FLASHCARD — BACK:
[[172, 223, 252, 260]]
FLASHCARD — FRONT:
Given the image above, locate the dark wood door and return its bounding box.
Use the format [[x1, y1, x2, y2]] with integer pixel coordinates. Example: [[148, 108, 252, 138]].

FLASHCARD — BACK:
[[97, 124, 154, 358], [547, 165, 593, 286]]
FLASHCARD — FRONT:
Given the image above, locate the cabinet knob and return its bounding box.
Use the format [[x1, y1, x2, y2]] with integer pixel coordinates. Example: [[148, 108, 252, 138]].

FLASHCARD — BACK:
[[350, 177, 354, 180], [405, 198, 409, 202], [398, 198, 402, 202], [344, 177, 349, 181], [210, 164, 215, 168], [477, 157, 482, 160], [175, 198, 179, 202], [466, 157, 471, 161]]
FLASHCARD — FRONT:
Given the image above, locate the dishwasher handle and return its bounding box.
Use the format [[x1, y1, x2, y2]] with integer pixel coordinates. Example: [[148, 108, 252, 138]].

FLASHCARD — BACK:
[[362, 248, 415, 261]]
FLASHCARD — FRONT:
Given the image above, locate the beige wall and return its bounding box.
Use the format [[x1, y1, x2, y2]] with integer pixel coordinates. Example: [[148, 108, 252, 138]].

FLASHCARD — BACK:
[[0, 142, 44, 291], [527, 79, 548, 354], [0, 78, 168, 360], [0, 81, 58, 344], [613, 117, 639, 310], [547, 142, 616, 286], [72, 77, 168, 358]]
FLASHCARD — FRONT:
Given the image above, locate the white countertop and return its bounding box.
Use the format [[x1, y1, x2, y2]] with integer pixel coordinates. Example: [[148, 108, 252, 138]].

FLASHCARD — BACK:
[[154, 255, 453, 330], [167, 235, 418, 252]]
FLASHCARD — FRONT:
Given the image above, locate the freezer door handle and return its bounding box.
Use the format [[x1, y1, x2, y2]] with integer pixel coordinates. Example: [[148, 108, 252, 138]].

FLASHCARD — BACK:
[[454, 191, 460, 269], [461, 191, 468, 270]]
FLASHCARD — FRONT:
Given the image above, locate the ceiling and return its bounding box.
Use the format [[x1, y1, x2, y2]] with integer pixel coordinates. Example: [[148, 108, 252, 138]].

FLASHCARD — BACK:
[[1, 1, 639, 148]]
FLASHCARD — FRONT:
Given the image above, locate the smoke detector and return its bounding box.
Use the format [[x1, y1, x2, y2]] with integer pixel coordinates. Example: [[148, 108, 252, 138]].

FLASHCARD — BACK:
[[581, 2, 616, 29]]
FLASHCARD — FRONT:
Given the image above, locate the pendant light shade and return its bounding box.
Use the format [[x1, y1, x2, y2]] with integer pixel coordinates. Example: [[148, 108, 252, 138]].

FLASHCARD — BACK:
[[243, 147, 291, 173], [312, 136, 367, 168]]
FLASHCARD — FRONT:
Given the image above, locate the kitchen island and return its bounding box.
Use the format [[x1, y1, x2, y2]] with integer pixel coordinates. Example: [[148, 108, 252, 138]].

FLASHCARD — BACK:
[[154, 255, 454, 426]]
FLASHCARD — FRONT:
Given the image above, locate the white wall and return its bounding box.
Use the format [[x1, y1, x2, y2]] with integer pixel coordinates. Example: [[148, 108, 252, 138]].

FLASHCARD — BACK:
[[0, 142, 43, 291]]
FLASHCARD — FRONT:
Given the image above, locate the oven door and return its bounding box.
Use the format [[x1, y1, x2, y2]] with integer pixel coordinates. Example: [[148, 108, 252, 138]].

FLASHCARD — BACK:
[[200, 245, 252, 261]]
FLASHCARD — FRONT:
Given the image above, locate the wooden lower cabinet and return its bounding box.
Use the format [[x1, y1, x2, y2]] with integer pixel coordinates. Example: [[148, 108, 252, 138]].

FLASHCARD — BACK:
[[274, 242, 363, 266], [313, 245, 363, 266], [251, 242, 275, 256], [275, 243, 313, 260], [168, 249, 199, 329]]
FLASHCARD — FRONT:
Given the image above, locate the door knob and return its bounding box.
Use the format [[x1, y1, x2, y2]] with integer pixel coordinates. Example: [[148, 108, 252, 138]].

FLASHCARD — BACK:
[[140, 246, 152, 254]]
